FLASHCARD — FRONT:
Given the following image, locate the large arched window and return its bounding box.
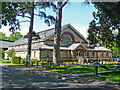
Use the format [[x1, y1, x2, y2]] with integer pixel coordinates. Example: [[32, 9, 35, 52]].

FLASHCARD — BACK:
[[61, 33, 73, 45]]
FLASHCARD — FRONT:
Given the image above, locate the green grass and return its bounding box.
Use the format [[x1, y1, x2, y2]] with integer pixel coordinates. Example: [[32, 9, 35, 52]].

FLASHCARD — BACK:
[[1, 59, 42, 66], [81, 71, 120, 83], [50, 64, 120, 74], [1, 59, 24, 66]]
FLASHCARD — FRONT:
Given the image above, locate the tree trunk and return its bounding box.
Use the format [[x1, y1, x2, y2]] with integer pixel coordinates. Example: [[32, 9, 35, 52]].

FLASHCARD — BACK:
[[53, 2, 62, 66], [26, 2, 34, 66]]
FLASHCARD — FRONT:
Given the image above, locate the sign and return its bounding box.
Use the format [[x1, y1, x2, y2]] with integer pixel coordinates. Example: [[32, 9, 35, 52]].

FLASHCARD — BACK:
[[46, 55, 49, 58], [27, 55, 30, 62]]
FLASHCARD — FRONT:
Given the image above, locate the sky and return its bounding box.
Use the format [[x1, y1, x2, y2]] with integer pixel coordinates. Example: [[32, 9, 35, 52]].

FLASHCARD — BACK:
[[0, 2, 97, 38]]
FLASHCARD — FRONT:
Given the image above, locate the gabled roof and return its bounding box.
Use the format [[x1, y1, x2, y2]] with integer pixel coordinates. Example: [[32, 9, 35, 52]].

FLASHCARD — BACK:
[[42, 24, 89, 43], [9, 24, 89, 46]]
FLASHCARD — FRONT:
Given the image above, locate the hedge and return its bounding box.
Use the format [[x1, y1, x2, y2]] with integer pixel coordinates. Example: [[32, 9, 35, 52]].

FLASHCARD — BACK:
[[12, 56, 21, 64], [20, 58, 38, 64], [20, 58, 26, 64]]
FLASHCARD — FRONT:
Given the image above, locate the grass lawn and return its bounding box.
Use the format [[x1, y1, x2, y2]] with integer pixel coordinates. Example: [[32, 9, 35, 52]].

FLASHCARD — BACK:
[[1, 59, 42, 66], [80, 71, 120, 83], [50, 64, 120, 74], [1, 59, 24, 66]]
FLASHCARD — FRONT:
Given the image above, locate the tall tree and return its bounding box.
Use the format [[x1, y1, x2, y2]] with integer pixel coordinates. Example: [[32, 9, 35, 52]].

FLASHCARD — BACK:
[[88, 2, 120, 49], [87, 20, 99, 46], [53, 0, 69, 66], [2, 2, 56, 66]]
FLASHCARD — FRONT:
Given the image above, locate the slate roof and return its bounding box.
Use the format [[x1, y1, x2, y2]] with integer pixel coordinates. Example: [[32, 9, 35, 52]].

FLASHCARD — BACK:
[[0, 39, 14, 49], [86, 46, 111, 51], [32, 43, 86, 51], [9, 38, 28, 46], [9, 24, 89, 47]]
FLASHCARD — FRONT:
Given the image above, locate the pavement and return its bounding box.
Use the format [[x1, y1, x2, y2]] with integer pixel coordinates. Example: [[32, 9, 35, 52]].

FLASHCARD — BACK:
[[1, 64, 120, 89]]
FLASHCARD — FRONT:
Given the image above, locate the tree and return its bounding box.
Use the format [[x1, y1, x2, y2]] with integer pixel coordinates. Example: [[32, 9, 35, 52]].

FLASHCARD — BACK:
[[53, 0, 69, 66], [112, 32, 120, 58], [87, 20, 99, 46], [1, 2, 22, 32], [7, 48, 16, 58], [89, 2, 120, 48], [24, 31, 40, 40], [0, 48, 5, 59], [8, 32, 23, 41], [0, 32, 8, 40], [2, 2, 56, 66]]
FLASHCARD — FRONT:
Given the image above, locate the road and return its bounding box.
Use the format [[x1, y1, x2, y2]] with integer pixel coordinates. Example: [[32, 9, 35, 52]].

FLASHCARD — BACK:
[[1, 65, 106, 89]]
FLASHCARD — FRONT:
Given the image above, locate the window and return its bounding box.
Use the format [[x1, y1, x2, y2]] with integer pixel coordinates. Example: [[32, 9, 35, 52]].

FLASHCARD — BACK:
[[76, 52, 78, 56], [92, 52, 94, 57], [63, 52, 67, 57], [101, 52, 104, 57], [44, 50, 49, 57], [106, 52, 109, 57], [61, 33, 73, 45], [109, 53, 111, 56], [76, 52, 80, 56], [86, 52, 89, 57]]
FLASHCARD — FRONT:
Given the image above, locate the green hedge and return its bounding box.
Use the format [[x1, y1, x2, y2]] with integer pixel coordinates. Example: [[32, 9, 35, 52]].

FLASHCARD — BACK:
[[2, 59, 11, 63], [20, 58, 26, 64], [12, 56, 21, 64], [20, 58, 38, 64], [30, 59, 38, 64]]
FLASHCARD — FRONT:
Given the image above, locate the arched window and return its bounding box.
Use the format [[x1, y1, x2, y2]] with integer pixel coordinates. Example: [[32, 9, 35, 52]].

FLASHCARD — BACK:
[[61, 33, 73, 45]]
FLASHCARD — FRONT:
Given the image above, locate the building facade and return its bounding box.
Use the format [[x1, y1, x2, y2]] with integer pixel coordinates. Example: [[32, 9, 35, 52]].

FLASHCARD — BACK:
[[5, 24, 112, 61]]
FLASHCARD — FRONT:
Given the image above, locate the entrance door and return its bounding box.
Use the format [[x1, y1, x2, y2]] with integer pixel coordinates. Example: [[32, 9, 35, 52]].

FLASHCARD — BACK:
[[76, 52, 84, 61]]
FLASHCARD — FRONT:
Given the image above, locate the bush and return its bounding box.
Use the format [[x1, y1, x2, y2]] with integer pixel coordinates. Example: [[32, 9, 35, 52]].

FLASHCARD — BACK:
[[7, 48, 15, 58], [30, 59, 38, 64], [20, 58, 38, 65], [44, 65, 66, 69], [2, 59, 11, 63], [20, 58, 26, 64], [0, 48, 5, 59], [12, 56, 21, 64]]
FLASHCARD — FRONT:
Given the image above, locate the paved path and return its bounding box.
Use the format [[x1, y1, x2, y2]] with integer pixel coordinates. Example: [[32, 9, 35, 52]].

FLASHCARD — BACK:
[[1, 64, 120, 89]]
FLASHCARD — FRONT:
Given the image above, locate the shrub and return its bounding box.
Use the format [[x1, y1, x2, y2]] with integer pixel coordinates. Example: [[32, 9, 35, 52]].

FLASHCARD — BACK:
[[7, 48, 16, 58], [20, 58, 38, 65], [2, 59, 11, 63], [0, 48, 5, 59], [12, 56, 21, 64], [44, 65, 66, 69], [30, 59, 38, 64], [20, 58, 26, 64]]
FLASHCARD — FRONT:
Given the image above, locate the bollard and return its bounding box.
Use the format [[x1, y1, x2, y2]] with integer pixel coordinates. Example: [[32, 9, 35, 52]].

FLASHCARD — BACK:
[[31, 62, 33, 66], [36, 61, 38, 68]]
